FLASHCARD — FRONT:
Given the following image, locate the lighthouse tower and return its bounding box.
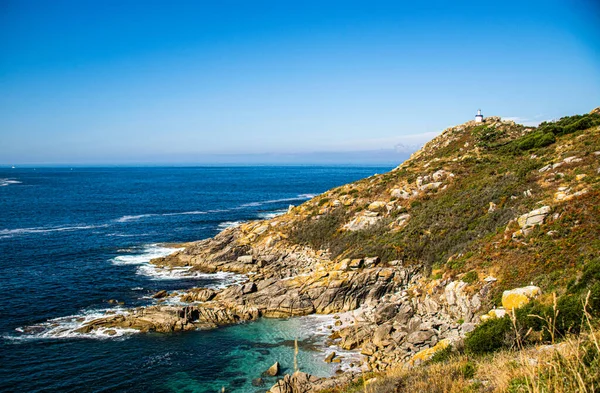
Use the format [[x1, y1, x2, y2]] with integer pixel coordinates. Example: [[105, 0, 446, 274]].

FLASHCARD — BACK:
[[475, 109, 484, 123]]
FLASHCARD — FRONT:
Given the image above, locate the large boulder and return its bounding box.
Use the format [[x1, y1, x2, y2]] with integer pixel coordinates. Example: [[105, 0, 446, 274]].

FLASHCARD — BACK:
[[517, 206, 551, 229], [406, 329, 436, 345], [343, 211, 382, 231], [373, 323, 393, 347], [502, 286, 541, 311], [390, 188, 411, 199], [179, 288, 216, 302], [237, 255, 254, 263], [268, 372, 321, 393], [368, 201, 387, 211]]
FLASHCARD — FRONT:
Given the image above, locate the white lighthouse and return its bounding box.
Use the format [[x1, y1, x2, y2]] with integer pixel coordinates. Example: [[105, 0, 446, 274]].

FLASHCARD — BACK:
[[475, 109, 483, 123]]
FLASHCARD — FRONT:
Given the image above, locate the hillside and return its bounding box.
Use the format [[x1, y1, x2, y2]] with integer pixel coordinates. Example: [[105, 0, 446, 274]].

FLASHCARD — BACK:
[[79, 108, 600, 392]]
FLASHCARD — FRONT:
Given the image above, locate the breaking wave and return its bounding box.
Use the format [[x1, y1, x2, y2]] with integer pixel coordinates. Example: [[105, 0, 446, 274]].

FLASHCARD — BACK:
[[217, 221, 243, 230], [5, 308, 137, 341], [136, 264, 246, 287], [110, 244, 246, 285], [110, 244, 181, 266], [239, 194, 316, 208], [0, 178, 22, 187], [257, 209, 287, 219], [0, 224, 109, 239]]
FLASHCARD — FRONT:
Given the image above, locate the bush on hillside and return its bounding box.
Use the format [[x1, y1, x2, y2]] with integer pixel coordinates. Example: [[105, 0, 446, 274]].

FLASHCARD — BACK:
[[466, 261, 600, 355], [288, 208, 347, 250], [465, 317, 514, 354], [501, 113, 600, 153]]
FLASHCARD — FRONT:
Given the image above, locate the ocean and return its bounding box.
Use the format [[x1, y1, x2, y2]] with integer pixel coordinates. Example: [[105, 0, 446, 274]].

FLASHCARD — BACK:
[[0, 166, 391, 393]]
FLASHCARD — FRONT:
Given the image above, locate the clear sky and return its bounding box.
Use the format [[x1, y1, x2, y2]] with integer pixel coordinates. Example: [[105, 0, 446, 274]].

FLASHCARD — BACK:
[[1, 0, 599, 165]]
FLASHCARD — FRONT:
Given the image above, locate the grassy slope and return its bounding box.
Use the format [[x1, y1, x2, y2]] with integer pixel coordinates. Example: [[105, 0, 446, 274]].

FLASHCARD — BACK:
[[287, 110, 600, 301], [278, 109, 600, 392]]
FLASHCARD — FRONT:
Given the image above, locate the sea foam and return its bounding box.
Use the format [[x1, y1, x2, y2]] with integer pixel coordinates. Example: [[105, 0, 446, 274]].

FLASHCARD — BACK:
[[0, 224, 108, 239], [239, 194, 316, 208], [110, 244, 246, 285], [0, 178, 22, 187], [257, 209, 287, 219], [110, 244, 179, 265], [137, 264, 246, 287], [6, 308, 138, 341], [217, 221, 244, 230]]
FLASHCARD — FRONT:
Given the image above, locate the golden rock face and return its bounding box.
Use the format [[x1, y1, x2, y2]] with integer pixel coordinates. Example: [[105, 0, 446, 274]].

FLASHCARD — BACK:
[[501, 286, 541, 311], [502, 293, 530, 311]]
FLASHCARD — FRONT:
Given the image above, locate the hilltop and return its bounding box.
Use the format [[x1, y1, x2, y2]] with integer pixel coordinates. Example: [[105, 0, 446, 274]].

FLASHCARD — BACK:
[[79, 108, 600, 392]]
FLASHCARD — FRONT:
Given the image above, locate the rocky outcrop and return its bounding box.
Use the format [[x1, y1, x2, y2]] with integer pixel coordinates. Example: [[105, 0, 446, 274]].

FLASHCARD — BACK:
[[78, 227, 414, 334], [320, 276, 485, 373], [517, 206, 551, 229], [267, 371, 358, 393], [512, 206, 551, 237], [264, 361, 280, 377], [502, 286, 541, 311], [268, 372, 321, 393], [343, 211, 382, 231]]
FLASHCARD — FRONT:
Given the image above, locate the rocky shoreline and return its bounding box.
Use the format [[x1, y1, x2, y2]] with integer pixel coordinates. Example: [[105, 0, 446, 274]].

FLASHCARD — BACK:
[[76, 218, 491, 391], [72, 111, 593, 392]]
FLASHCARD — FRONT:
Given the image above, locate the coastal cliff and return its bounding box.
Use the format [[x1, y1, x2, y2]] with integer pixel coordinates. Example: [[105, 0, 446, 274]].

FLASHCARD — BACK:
[[80, 108, 600, 392]]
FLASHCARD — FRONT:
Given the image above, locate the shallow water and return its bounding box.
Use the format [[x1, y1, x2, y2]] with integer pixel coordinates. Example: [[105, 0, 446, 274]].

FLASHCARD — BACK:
[[0, 166, 389, 392]]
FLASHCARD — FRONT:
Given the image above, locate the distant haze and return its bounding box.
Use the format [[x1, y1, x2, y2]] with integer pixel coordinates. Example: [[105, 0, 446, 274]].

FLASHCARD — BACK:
[[1, 1, 599, 165]]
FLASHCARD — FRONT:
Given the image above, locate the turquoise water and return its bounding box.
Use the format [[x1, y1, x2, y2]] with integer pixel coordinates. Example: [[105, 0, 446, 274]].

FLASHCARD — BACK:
[[0, 166, 385, 392]]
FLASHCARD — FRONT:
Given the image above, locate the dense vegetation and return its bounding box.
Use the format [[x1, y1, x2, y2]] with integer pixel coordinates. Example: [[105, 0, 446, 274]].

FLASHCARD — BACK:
[[465, 259, 600, 355], [290, 112, 600, 290], [298, 110, 600, 393]]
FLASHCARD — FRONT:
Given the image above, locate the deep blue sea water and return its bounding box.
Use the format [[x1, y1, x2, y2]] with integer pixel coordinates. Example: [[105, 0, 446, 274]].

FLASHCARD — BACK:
[[0, 166, 391, 393]]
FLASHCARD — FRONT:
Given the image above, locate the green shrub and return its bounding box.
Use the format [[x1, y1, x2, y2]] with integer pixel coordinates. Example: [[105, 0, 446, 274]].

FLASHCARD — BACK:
[[516, 131, 555, 151], [556, 294, 584, 334], [538, 113, 600, 137], [318, 198, 330, 206], [460, 361, 476, 379], [534, 132, 556, 148], [465, 317, 513, 354], [507, 377, 529, 393], [288, 208, 347, 250], [429, 345, 453, 364]]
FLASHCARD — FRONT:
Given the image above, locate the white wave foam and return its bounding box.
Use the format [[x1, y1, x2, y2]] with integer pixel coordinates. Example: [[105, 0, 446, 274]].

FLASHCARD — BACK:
[[110, 244, 181, 266], [257, 210, 287, 219], [137, 264, 245, 287], [239, 194, 316, 208], [106, 233, 153, 238], [0, 178, 22, 187], [161, 211, 207, 216], [297, 313, 365, 372], [0, 224, 108, 238], [5, 308, 138, 341], [112, 194, 314, 223], [114, 210, 209, 223], [115, 214, 156, 223], [217, 221, 243, 230], [110, 244, 245, 286]]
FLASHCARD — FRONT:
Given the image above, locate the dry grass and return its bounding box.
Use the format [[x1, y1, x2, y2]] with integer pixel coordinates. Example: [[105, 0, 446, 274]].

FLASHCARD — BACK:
[[327, 307, 599, 393]]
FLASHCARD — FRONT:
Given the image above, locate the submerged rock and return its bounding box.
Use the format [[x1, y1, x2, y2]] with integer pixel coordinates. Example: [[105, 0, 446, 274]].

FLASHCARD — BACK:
[[252, 377, 265, 387]]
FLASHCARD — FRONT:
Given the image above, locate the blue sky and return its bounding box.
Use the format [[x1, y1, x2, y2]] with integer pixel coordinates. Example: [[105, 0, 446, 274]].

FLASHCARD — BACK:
[[1, 0, 599, 165]]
